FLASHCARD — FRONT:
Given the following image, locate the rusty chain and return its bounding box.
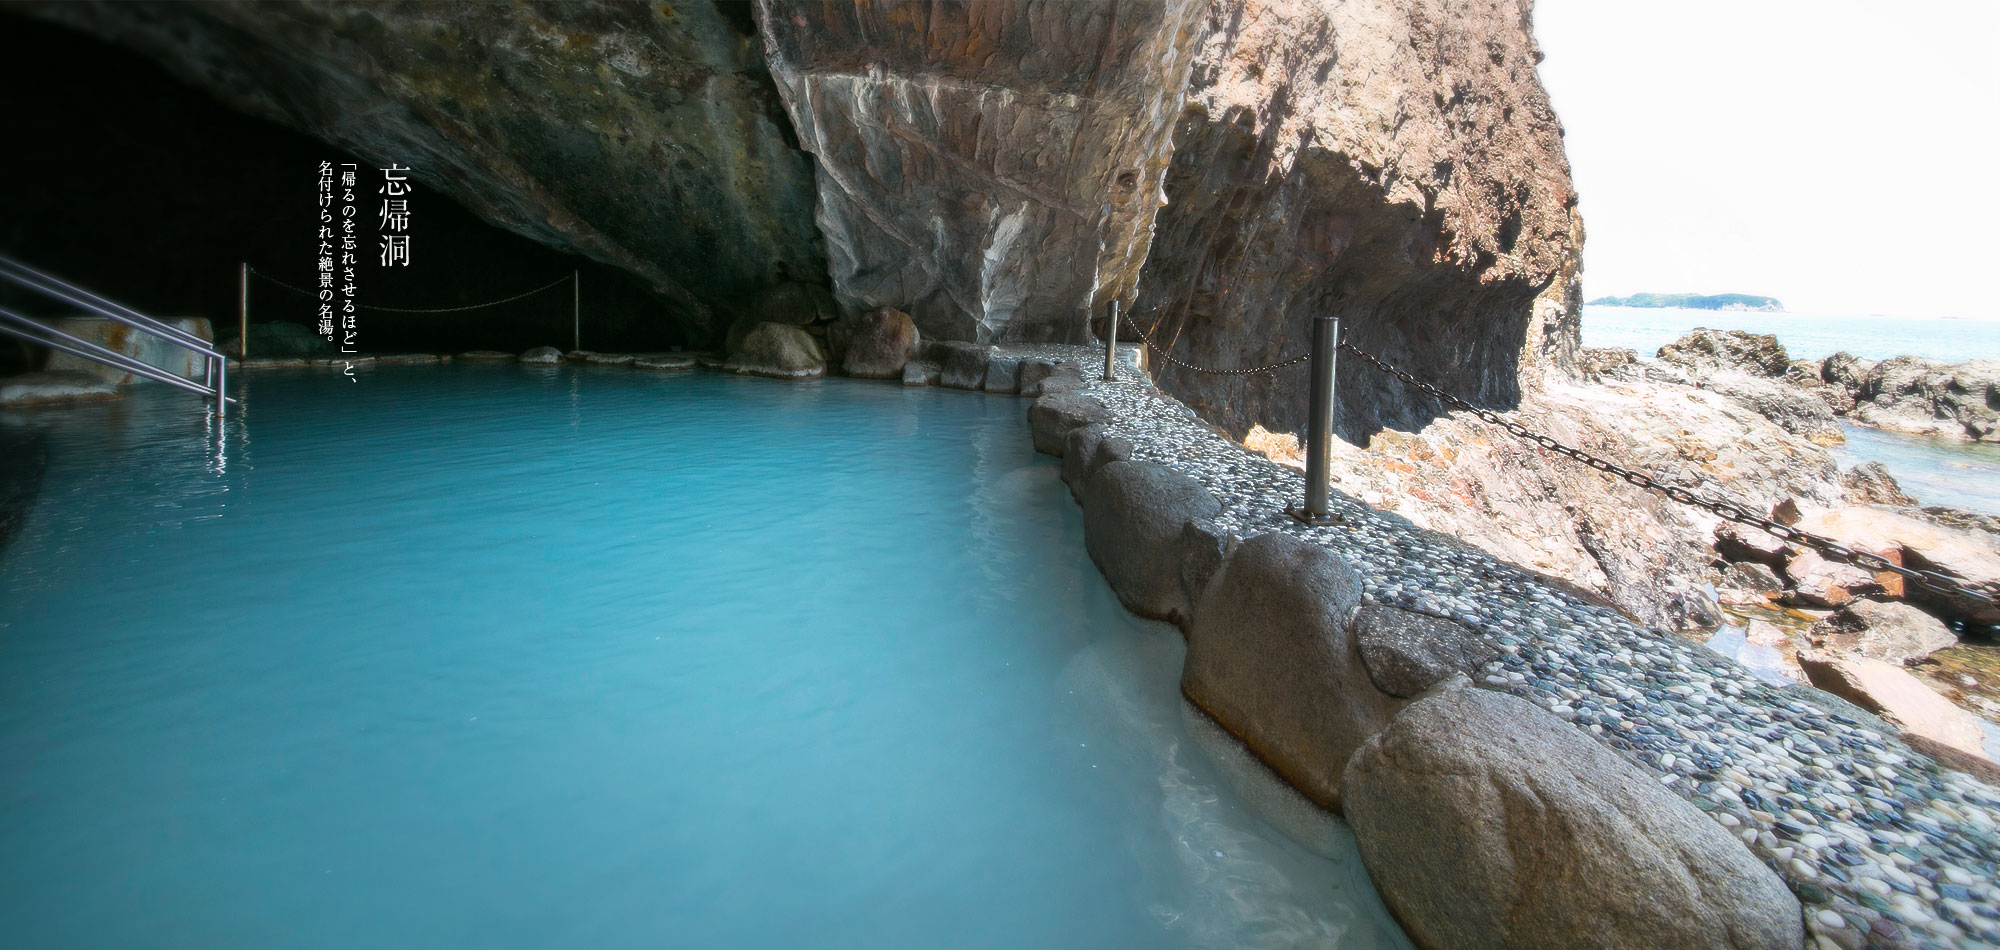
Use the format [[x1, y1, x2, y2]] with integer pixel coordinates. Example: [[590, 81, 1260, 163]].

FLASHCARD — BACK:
[[1122, 315, 1310, 377], [250, 268, 573, 314], [1334, 337, 1998, 614]]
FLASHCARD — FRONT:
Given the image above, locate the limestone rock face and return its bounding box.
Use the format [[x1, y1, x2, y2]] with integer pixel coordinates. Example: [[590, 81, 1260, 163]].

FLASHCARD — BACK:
[[24, 0, 825, 338], [1181, 530, 1382, 809], [755, 0, 1207, 343], [1131, 0, 1582, 438], [1081, 461, 1223, 621], [731, 322, 824, 379], [1341, 687, 1804, 950]]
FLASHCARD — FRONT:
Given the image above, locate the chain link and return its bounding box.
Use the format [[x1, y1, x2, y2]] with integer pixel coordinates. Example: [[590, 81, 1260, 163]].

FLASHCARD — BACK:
[[1336, 338, 1998, 614], [1122, 316, 1310, 377], [249, 268, 573, 313]]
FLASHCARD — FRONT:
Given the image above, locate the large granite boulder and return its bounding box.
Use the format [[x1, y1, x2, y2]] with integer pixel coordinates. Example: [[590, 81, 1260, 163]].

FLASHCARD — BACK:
[[1181, 530, 1380, 809], [938, 342, 994, 391], [1341, 687, 1804, 950], [730, 322, 824, 379], [836, 307, 920, 379], [45, 316, 214, 384], [1027, 393, 1115, 457], [1841, 461, 1918, 507], [1059, 423, 1133, 505], [1082, 460, 1222, 622], [1807, 599, 1956, 665]]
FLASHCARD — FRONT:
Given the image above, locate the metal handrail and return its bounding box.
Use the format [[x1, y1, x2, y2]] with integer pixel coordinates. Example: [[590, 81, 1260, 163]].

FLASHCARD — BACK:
[[0, 258, 229, 415]]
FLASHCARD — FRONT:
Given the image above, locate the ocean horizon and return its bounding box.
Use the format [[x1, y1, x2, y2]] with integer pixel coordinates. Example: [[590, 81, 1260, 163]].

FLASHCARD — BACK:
[[1580, 305, 2000, 363]]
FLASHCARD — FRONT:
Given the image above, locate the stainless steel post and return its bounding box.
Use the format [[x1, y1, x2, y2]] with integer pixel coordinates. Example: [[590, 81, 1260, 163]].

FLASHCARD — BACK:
[[573, 270, 580, 352], [1291, 315, 1340, 524], [1102, 300, 1119, 381], [216, 353, 227, 417], [239, 262, 249, 360]]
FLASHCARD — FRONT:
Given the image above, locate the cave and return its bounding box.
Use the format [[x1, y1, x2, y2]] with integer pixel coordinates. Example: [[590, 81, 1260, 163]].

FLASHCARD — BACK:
[[0, 14, 697, 367]]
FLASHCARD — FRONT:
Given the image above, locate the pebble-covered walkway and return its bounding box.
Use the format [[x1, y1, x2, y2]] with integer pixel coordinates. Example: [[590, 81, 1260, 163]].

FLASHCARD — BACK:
[[1002, 345, 2000, 950]]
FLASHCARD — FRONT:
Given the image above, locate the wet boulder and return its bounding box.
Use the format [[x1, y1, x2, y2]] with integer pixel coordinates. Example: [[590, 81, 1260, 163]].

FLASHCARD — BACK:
[[731, 322, 825, 379], [1807, 599, 1956, 665], [1028, 393, 1114, 456], [837, 307, 921, 379], [1181, 530, 1382, 809], [518, 345, 563, 364], [938, 342, 993, 391], [1082, 460, 1221, 622]]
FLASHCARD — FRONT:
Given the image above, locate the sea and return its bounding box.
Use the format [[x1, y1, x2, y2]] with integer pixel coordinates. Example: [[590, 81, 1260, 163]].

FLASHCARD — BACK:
[[1580, 305, 2000, 514]]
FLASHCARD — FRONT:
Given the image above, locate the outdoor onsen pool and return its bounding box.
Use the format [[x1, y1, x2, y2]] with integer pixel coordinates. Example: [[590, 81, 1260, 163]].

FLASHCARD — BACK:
[[0, 365, 1406, 949]]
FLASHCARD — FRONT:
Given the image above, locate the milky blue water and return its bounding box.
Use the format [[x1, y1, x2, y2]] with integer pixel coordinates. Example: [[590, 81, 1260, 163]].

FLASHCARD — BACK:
[[0, 367, 1404, 949], [1580, 305, 2000, 362]]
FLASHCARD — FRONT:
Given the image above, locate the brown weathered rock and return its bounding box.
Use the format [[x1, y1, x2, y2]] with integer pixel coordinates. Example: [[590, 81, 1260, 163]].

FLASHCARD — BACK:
[[1841, 461, 1918, 507], [1782, 549, 1887, 609], [937, 343, 994, 391], [837, 307, 920, 379], [1082, 461, 1222, 622], [755, 0, 1205, 343], [730, 323, 824, 379], [1794, 506, 2000, 625], [1798, 652, 1988, 758], [1852, 356, 2000, 443], [1181, 530, 1381, 810], [1808, 600, 1956, 665], [900, 360, 939, 387], [1341, 687, 1804, 950], [24, 1, 825, 338], [1579, 347, 1637, 381]]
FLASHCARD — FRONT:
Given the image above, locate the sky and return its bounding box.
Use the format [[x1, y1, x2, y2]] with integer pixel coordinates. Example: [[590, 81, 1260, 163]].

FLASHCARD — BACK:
[[1532, 0, 2000, 318]]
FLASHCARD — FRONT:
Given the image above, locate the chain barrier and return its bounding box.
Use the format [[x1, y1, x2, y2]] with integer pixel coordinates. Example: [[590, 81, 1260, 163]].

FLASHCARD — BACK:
[[1333, 337, 1998, 614], [1123, 315, 1310, 377], [248, 268, 572, 314]]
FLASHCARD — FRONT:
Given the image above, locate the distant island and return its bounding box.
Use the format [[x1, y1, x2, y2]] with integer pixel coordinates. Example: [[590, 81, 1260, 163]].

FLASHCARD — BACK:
[[1587, 293, 1785, 312]]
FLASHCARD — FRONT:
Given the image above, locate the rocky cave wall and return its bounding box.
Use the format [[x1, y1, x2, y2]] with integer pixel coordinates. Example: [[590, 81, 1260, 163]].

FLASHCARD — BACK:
[[1131, 0, 1582, 438], [21, 0, 1582, 429], [19, 0, 828, 342]]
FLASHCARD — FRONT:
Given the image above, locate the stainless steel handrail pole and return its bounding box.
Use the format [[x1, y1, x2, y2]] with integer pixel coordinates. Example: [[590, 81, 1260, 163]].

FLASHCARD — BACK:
[[1102, 300, 1119, 381], [0, 258, 223, 356], [0, 309, 235, 402]]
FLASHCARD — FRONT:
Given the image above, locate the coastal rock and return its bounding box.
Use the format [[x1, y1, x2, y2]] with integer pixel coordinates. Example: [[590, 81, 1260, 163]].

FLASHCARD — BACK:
[[1081, 461, 1222, 622], [1027, 393, 1114, 457], [1794, 506, 2000, 625], [1129, 0, 1582, 438], [1781, 549, 1887, 609], [730, 323, 824, 379], [1850, 356, 2000, 443], [1351, 606, 1498, 699], [1720, 561, 1784, 596], [1181, 530, 1376, 810], [900, 361, 940, 387], [938, 343, 994, 391], [1340, 687, 1804, 950], [517, 346, 562, 364], [835, 307, 920, 380], [1841, 461, 1918, 507], [44, 316, 214, 384], [1798, 652, 1988, 757], [1809, 600, 1955, 665], [1579, 347, 1637, 381], [1656, 328, 1791, 378]]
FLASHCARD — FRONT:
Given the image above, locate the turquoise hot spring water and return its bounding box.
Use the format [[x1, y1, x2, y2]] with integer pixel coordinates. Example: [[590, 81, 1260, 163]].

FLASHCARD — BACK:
[[0, 366, 1406, 949]]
